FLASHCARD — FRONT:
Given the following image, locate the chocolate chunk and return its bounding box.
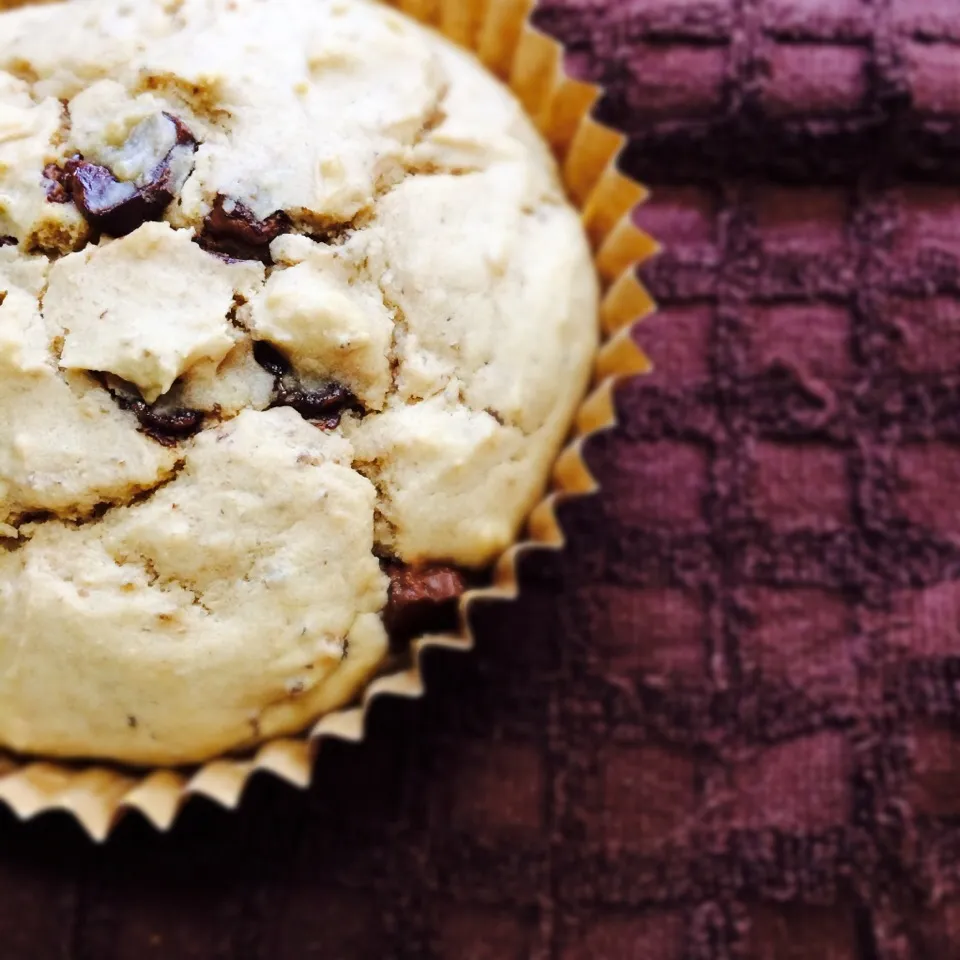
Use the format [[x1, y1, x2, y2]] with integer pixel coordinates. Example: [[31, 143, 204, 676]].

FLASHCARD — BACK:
[[43, 160, 76, 204], [0, 236, 16, 247], [136, 405, 205, 446], [43, 113, 198, 236], [252, 340, 356, 428], [166, 113, 196, 149], [199, 196, 291, 263], [278, 383, 355, 428], [252, 340, 290, 379], [69, 159, 148, 235], [108, 387, 204, 446], [383, 564, 468, 648]]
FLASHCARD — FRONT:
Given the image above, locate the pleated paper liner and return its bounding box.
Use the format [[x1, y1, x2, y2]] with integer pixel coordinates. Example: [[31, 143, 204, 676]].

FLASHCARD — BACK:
[[0, 0, 660, 841]]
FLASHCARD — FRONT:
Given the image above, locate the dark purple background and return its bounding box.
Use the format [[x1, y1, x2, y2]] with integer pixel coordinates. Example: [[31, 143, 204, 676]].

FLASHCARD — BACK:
[[4, 1, 960, 957]]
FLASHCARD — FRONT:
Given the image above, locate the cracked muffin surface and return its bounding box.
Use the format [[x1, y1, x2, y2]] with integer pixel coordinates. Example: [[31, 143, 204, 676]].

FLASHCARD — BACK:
[[0, 0, 599, 764]]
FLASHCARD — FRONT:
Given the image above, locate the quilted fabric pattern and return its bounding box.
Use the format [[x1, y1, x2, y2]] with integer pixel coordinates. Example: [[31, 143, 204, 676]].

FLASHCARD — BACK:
[[1, 1, 960, 958]]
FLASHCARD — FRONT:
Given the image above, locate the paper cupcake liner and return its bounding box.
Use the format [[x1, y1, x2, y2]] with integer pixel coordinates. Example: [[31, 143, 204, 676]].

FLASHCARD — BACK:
[[0, 0, 659, 841]]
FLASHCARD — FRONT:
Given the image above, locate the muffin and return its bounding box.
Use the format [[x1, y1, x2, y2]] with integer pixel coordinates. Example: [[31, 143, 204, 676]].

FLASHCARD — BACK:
[[0, 0, 599, 765]]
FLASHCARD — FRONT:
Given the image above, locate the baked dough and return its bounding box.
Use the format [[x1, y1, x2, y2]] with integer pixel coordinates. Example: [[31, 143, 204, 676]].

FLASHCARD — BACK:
[[0, 0, 598, 764]]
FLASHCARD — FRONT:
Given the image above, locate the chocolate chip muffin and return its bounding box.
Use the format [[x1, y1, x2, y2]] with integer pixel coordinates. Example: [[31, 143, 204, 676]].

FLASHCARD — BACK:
[[0, 0, 599, 765]]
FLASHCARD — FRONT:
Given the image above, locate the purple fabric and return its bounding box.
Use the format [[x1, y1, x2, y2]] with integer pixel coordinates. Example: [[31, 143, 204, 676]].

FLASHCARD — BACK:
[[2, 2, 960, 958]]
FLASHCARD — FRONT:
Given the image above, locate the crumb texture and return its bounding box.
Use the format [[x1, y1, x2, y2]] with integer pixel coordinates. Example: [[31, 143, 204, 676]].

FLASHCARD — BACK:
[[0, 0, 598, 764]]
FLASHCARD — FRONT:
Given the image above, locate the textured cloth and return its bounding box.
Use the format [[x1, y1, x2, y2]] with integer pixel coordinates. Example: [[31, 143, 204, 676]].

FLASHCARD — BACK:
[[2, 0, 960, 958]]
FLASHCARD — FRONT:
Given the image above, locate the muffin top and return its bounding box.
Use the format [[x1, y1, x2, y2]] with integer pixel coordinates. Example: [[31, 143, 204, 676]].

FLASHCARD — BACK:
[[0, 0, 598, 764]]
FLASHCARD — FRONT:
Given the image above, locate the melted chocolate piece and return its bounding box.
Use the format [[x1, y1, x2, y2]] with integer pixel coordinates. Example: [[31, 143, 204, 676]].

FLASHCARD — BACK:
[[43, 113, 198, 236], [43, 160, 76, 204], [69, 159, 148, 235], [165, 113, 196, 149], [199, 196, 292, 264], [278, 383, 355, 428], [383, 564, 468, 649], [111, 391, 204, 446], [137, 405, 205, 446], [0, 236, 16, 247], [252, 340, 357, 429], [252, 340, 290, 379]]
